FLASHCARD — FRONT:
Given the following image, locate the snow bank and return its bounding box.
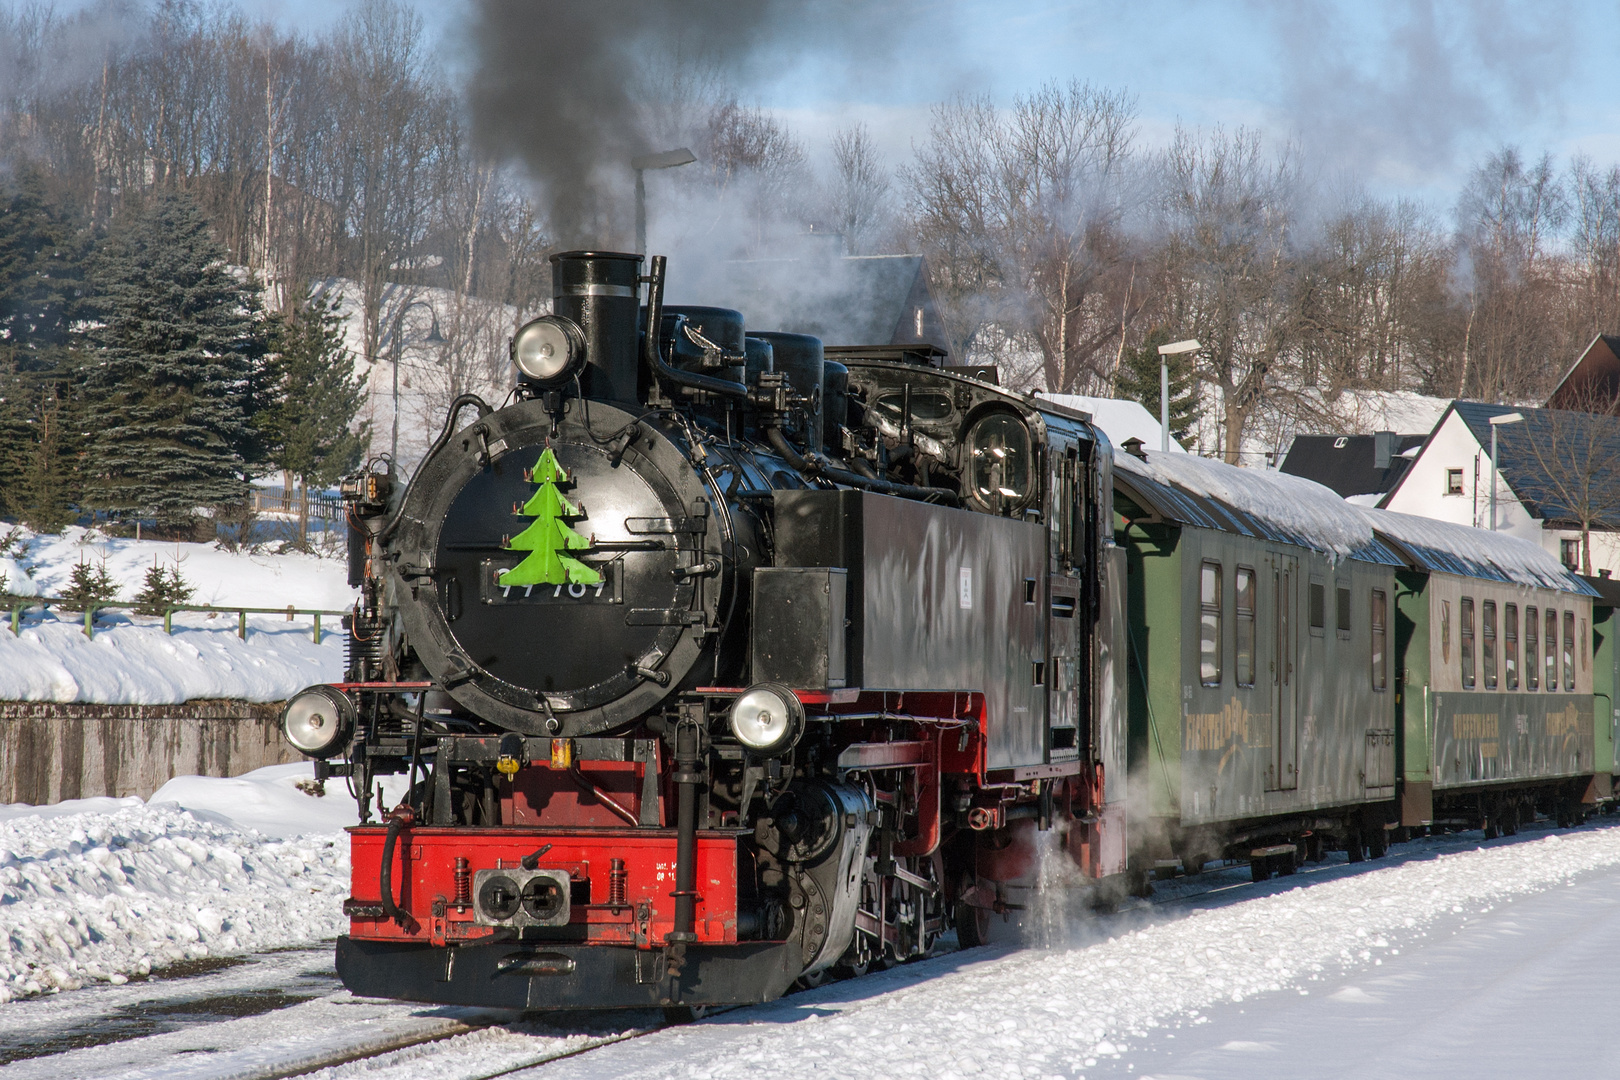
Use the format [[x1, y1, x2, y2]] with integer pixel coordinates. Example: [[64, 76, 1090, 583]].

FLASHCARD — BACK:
[[0, 763, 405, 1004], [1361, 506, 1592, 593], [0, 613, 343, 703], [612, 826, 1620, 1080], [1114, 448, 1373, 558]]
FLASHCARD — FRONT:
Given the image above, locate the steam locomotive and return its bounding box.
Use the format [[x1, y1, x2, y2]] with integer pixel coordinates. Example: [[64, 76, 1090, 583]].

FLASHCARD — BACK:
[[281, 251, 1126, 1009]]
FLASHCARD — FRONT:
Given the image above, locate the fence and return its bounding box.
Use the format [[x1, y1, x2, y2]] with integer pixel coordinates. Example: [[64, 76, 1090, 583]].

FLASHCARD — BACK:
[[250, 487, 344, 523], [7, 597, 349, 642]]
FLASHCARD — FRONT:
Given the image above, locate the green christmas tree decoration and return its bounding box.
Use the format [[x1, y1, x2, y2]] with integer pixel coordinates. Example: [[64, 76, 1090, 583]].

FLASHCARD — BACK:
[[499, 447, 602, 588]]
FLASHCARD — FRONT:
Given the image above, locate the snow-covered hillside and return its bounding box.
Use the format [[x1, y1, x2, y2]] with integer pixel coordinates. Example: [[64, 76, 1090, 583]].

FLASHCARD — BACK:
[[0, 527, 352, 703]]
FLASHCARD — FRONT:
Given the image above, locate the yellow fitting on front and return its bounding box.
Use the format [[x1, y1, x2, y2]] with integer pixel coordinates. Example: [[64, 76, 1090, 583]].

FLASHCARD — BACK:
[[549, 738, 574, 770], [495, 755, 520, 778]]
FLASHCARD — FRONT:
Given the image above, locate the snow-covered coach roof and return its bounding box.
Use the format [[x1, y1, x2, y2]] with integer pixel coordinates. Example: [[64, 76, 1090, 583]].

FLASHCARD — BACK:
[[1112, 447, 1599, 595], [1112, 448, 1404, 565], [1358, 507, 1599, 596]]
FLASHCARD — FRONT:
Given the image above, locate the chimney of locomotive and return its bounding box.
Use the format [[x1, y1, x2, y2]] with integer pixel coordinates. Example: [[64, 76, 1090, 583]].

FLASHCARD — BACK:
[[549, 251, 643, 404]]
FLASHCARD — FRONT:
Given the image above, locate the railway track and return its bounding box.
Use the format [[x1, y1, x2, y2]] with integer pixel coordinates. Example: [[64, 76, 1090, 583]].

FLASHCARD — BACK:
[[3, 814, 1605, 1080]]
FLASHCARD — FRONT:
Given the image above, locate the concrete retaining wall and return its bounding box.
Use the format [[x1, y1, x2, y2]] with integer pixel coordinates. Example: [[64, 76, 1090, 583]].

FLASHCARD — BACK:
[[0, 701, 300, 804]]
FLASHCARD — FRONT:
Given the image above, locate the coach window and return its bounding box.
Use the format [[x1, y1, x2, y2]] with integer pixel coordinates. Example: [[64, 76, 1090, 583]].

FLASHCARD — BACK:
[[967, 413, 1032, 515], [1371, 589, 1388, 692], [1336, 585, 1352, 638], [1460, 597, 1476, 689], [1236, 567, 1256, 687], [1525, 606, 1539, 690], [1503, 603, 1519, 690], [1564, 609, 1576, 690], [1199, 561, 1222, 686], [1309, 581, 1325, 636], [1546, 609, 1559, 690], [1440, 599, 1451, 663], [1482, 600, 1498, 689]]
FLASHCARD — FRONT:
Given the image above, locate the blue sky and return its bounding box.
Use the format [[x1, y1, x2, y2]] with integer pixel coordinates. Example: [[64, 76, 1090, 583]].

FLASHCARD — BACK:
[[96, 0, 1620, 214]]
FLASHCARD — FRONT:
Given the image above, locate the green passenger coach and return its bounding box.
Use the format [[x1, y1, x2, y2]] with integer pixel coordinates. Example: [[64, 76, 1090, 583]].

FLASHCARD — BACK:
[[1113, 444, 1605, 882], [1368, 510, 1602, 837]]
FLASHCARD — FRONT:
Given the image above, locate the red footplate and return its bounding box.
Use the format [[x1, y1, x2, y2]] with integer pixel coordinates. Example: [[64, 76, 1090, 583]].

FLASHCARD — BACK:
[[347, 826, 747, 948]]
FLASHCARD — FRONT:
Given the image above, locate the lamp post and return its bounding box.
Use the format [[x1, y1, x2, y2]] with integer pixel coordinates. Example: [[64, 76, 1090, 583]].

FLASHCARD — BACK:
[[1488, 411, 1524, 530], [1156, 339, 1201, 453], [632, 147, 696, 254], [389, 298, 446, 462]]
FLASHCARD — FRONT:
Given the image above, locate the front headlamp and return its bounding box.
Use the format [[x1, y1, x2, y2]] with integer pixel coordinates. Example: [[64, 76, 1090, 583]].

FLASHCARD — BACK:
[[729, 683, 805, 756], [511, 315, 586, 385], [281, 684, 356, 758]]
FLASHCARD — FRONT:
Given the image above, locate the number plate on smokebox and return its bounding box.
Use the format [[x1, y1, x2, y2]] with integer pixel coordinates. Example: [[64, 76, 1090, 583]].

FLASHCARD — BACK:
[[478, 560, 622, 605]]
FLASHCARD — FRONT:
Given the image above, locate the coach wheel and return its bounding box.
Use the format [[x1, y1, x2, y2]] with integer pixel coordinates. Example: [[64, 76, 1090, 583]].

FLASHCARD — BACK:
[[1346, 831, 1365, 863], [1306, 834, 1325, 863], [1250, 857, 1270, 883], [1483, 817, 1499, 841], [1502, 801, 1520, 836], [1367, 828, 1388, 858]]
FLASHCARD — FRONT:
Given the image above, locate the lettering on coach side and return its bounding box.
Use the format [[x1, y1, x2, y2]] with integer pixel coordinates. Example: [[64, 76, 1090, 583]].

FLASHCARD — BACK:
[[1451, 714, 1497, 741], [1185, 699, 1272, 751], [1547, 703, 1584, 738]]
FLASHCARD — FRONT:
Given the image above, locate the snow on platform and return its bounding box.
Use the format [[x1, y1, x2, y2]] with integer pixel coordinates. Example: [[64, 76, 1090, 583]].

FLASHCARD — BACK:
[[532, 822, 1620, 1080], [0, 764, 403, 1004]]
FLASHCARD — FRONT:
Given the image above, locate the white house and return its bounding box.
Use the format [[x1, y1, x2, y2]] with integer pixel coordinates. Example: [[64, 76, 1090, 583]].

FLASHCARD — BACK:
[[1377, 400, 1620, 578]]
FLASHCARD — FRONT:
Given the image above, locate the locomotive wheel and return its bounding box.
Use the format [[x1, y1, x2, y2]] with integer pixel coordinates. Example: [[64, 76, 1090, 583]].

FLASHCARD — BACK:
[[955, 898, 992, 948]]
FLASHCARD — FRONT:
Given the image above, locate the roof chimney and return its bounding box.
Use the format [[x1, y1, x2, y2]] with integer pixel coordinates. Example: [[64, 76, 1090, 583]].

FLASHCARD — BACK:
[[1374, 431, 1397, 471], [1121, 436, 1149, 460]]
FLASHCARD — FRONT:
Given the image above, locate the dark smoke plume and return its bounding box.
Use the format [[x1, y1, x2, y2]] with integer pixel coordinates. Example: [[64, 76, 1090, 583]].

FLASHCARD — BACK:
[[467, 0, 910, 248]]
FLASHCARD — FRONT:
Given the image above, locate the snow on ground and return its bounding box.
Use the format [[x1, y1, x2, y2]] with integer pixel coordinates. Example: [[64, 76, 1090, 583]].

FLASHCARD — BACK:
[[0, 764, 403, 1005], [0, 525, 352, 703], [0, 613, 344, 703], [0, 526, 353, 610], [534, 821, 1620, 1080]]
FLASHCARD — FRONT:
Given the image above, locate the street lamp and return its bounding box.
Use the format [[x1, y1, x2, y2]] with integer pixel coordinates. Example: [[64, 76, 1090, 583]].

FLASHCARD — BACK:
[[1156, 339, 1201, 453], [390, 299, 446, 462], [1488, 411, 1524, 531], [632, 147, 696, 254]]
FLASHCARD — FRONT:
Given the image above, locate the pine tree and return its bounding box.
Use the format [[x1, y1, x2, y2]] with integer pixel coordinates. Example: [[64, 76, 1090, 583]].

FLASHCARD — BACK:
[[133, 558, 195, 616], [82, 191, 270, 535], [500, 448, 601, 589], [0, 163, 90, 524], [61, 557, 119, 612], [259, 290, 368, 544], [1115, 326, 1200, 448]]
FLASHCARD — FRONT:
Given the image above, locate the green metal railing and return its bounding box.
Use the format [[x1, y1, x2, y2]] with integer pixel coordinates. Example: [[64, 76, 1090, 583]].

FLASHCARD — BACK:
[[8, 598, 348, 642]]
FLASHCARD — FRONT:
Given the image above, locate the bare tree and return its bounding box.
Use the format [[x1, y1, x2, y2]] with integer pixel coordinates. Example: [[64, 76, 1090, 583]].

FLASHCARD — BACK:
[[823, 123, 891, 255], [1156, 125, 1300, 464], [905, 81, 1139, 393]]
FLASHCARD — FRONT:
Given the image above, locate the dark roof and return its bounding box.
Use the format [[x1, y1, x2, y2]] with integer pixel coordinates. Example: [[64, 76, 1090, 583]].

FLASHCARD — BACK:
[[1547, 333, 1620, 412], [1581, 573, 1620, 606], [1279, 433, 1426, 497], [712, 254, 949, 349], [1448, 401, 1620, 529]]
